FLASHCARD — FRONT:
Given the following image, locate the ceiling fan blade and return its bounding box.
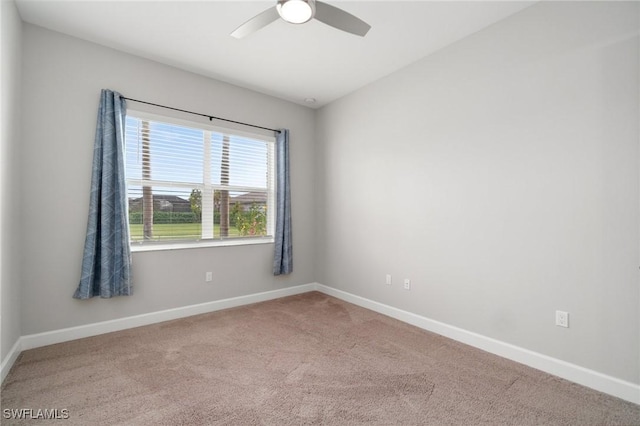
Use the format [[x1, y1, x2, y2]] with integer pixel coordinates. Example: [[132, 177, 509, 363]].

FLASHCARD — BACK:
[[314, 1, 371, 37], [231, 6, 280, 39]]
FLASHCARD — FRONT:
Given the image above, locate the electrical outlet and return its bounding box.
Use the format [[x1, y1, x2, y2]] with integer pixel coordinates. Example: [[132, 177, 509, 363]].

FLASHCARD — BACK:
[[205, 272, 213, 282], [403, 278, 411, 290], [386, 274, 392, 285], [555, 310, 569, 328]]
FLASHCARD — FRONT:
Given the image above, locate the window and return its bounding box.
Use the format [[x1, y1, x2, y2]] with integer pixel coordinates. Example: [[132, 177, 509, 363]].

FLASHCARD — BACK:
[[125, 112, 275, 248]]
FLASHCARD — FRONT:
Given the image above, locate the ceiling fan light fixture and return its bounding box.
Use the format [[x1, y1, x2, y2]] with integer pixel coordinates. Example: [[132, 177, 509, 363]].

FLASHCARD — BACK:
[[277, 0, 315, 24]]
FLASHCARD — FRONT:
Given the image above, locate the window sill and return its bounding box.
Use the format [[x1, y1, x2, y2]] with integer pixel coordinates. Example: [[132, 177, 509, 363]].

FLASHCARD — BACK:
[[130, 237, 274, 253]]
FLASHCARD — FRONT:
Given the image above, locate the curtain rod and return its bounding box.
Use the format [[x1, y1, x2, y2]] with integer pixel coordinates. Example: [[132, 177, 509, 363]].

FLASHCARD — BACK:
[[122, 97, 280, 134]]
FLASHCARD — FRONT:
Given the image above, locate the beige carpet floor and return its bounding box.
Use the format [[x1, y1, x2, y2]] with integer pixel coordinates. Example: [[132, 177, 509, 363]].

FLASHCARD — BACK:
[[1, 291, 639, 425]]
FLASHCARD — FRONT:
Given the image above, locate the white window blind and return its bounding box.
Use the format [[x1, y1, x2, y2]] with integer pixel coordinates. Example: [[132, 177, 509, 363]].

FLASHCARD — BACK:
[[125, 113, 275, 246]]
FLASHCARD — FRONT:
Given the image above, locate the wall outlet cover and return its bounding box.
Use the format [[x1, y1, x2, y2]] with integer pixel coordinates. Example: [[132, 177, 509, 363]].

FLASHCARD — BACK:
[[555, 310, 569, 328]]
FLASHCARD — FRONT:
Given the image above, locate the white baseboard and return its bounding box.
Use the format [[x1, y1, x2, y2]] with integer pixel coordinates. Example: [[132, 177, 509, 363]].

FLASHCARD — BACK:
[[20, 283, 316, 351], [1, 338, 22, 383], [3, 282, 638, 406], [315, 284, 640, 405], [1, 283, 315, 381]]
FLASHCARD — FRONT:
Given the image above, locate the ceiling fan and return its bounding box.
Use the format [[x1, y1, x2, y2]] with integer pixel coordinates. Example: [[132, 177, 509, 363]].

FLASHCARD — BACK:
[[231, 0, 371, 39]]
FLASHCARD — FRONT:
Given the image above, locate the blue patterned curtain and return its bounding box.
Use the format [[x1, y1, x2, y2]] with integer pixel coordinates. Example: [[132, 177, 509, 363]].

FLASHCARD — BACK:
[[273, 129, 293, 275], [73, 90, 132, 299]]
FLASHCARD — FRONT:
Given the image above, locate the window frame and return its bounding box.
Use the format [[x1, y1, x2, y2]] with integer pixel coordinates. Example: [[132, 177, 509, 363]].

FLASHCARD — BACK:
[[125, 109, 276, 252]]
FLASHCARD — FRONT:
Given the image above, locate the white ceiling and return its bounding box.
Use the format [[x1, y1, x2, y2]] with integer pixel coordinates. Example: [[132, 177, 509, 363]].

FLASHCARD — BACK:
[[15, 0, 535, 108]]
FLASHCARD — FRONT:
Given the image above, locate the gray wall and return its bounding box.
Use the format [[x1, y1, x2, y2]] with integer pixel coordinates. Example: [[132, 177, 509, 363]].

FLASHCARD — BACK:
[[19, 24, 316, 335], [316, 1, 639, 384], [1, 0, 23, 363]]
